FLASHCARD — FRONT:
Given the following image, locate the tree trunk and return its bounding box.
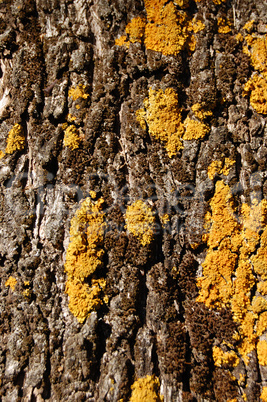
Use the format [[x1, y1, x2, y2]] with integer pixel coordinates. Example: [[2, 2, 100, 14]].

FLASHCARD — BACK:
[[1, 0, 267, 401]]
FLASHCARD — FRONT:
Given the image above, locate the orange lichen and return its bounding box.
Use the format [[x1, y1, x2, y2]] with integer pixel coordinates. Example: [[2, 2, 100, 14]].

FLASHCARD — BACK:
[[160, 213, 170, 227], [191, 103, 213, 120], [243, 20, 254, 32], [218, 18, 231, 34], [144, 1, 191, 55], [125, 200, 155, 246], [126, 17, 146, 43], [5, 276, 17, 291], [251, 296, 267, 314], [243, 74, 267, 115], [252, 225, 267, 280], [68, 84, 89, 101], [67, 113, 77, 122], [257, 340, 267, 366], [235, 33, 243, 43], [258, 282, 267, 295], [183, 117, 209, 140], [198, 181, 267, 365], [207, 158, 235, 180], [63, 125, 81, 150], [212, 346, 239, 367], [190, 17, 205, 33], [129, 375, 164, 402], [242, 34, 267, 114], [116, 0, 201, 56], [261, 387, 267, 401], [65, 197, 107, 323], [136, 87, 184, 157], [256, 312, 267, 336], [115, 35, 129, 47], [5, 123, 25, 154]]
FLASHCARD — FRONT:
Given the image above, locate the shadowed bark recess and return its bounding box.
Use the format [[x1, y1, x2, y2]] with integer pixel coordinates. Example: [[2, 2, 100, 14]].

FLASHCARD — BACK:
[[1, 0, 267, 401]]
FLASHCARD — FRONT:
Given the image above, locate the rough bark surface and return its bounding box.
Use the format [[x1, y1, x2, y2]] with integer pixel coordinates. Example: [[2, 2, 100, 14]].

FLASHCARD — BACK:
[[0, 0, 267, 401]]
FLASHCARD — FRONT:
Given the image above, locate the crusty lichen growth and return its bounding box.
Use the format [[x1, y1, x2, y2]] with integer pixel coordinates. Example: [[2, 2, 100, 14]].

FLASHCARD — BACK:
[[144, 0, 191, 55], [257, 340, 267, 366], [243, 75, 267, 115], [136, 87, 184, 157], [125, 200, 155, 246], [242, 34, 267, 114], [207, 158, 235, 180], [243, 20, 254, 33], [183, 117, 209, 140], [65, 197, 107, 323], [198, 180, 267, 365], [63, 125, 81, 150], [129, 375, 164, 402], [217, 17, 231, 34], [212, 346, 239, 367], [5, 276, 17, 291], [5, 124, 25, 154], [261, 387, 267, 401], [68, 84, 89, 101], [137, 90, 211, 156], [191, 103, 213, 120], [116, 0, 203, 56]]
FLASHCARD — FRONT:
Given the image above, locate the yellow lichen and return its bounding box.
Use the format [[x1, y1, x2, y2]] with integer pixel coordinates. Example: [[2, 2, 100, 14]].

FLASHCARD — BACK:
[[65, 278, 106, 323], [257, 340, 267, 366], [5, 124, 25, 154], [235, 33, 243, 43], [261, 387, 267, 401], [183, 117, 209, 140], [23, 288, 31, 298], [65, 197, 107, 323], [5, 276, 17, 291], [252, 225, 267, 280], [63, 125, 81, 150], [115, 35, 129, 47], [116, 0, 201, 56], [195, 0, 226, 3], [208, 161, 223, 180], [238, 373, 246, 385], [144, 1, 191, 55], [243, 20, 254, 33], [191, 103, 213, 120], [191, 17, 205, 33], [160, 213, 170, 227], [207, 158, 235, 180], [197, 181, 267, 364], [256, 312, 267, 337], [242, 35, 267, 114], [67, 113, 77, 122], [243, 74, 267, 115], [89, 190, 97, 199], [136, 87, 184, 157], [136, 108, 147, 131], [0, 150, 4, 159], [125, 200, 155, 246], [251, 296, 267, 314], [68, 84, 89, 101], [258, 282, 267, 295], [213, 346, 239, 367], [218, 18, 231, 34], [129, 375, 164, 402], [126, 17, 146, 43]]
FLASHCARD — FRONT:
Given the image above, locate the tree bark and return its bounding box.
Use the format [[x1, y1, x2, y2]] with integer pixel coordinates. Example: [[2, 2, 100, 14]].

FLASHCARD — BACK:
[[1, 0, 267, 401]]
